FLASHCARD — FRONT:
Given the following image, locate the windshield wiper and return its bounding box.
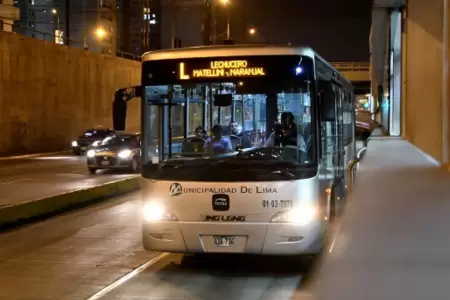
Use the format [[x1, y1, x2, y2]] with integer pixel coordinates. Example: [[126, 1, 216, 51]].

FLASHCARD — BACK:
[[218, 160, 296, 178]]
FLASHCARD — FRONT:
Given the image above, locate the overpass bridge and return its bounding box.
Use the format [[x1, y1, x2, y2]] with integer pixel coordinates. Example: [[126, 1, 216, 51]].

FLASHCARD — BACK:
[[332, 62, 370, 94], [331, 62, 370, 82]]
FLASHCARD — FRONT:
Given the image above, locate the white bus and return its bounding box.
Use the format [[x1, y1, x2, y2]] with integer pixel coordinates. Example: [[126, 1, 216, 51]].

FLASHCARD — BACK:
[[113, 44, 356, 256]]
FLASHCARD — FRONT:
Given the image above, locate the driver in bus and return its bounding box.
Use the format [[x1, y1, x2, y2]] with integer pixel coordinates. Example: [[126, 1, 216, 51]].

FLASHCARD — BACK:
[[204, 125, 233, 154], [264, 112, 306, 152]]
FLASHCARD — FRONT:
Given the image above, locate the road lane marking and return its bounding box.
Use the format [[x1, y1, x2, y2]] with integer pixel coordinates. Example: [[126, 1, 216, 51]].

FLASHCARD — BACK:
[[85, 252, 170, 300], [0, 179, 31, 185], [0, 150, 71, 161]]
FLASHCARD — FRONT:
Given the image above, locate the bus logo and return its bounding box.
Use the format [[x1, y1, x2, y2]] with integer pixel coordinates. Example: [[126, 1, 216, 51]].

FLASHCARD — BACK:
[[204, 215, 245, 222], [169, 183, 183, 196], [212, 194, 229, 211]]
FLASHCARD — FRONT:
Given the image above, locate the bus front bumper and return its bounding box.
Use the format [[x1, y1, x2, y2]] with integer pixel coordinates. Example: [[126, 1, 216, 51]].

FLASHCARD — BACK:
[[142, 220, 326, 255]]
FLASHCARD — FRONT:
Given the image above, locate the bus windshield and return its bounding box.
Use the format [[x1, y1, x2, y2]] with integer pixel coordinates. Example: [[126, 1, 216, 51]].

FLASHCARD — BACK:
[[141, 55, 317, 181]]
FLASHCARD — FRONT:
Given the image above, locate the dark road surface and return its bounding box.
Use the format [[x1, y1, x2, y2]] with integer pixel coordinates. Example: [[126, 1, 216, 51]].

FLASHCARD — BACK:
[[0, 154, 137, 207], [0, 191, 320, 300]]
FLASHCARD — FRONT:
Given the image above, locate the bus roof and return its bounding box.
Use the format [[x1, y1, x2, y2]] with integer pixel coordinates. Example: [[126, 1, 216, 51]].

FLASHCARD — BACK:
[[142, 44, 316, 61], [141, 44, 351, 86]]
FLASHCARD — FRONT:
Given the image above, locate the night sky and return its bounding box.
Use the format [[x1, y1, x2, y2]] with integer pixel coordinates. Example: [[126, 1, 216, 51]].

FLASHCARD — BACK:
[[224, 0, 373, 62]]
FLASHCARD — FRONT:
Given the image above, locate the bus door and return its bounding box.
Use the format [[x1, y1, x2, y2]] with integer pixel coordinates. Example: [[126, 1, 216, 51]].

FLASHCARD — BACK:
[[142, 85, 178, 162]]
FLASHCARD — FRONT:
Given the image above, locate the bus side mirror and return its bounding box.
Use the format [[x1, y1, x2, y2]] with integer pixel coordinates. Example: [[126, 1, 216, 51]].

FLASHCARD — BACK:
[[320, 86, 336, 122], [113, 89, 127, 131], [214, 94, 232, 107]]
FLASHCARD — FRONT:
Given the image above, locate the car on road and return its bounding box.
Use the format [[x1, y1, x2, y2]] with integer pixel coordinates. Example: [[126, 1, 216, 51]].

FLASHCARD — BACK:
[[71, 127, 115, 155], [86, 132, 141, 174]]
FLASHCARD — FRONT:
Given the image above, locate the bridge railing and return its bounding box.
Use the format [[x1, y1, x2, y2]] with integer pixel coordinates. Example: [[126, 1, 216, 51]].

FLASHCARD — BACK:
[[332, 62, 370, 72]]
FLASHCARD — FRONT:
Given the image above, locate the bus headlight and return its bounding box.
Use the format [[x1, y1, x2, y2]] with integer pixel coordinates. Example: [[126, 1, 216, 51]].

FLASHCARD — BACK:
[[142, 201, 178, 222], [87, 150, 96, 158], [270, 205, 318, 226], [71, 141, 78, 147], [118, 149, 133, 159]]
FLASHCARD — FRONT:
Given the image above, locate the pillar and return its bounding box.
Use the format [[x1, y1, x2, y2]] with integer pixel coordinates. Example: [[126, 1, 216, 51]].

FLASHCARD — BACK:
[[444, 0, 450, 166]]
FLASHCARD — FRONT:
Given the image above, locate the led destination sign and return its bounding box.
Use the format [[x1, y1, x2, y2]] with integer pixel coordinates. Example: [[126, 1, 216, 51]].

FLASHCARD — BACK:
[[179, 60, 266, 80]]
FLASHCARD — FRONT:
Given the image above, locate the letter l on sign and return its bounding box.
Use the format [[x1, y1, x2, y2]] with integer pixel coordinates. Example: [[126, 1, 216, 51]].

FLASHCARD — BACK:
[[179, 63, 190, 80]]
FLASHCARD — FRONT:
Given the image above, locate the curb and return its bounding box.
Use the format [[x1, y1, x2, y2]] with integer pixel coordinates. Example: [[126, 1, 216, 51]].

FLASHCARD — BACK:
[[0, 150, 72, 161], [0, 177, 140, 230]]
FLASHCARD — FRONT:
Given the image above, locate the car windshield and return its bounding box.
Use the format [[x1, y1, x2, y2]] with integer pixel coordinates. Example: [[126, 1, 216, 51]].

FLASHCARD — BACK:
[[83, 129, 108, 137], [100, 135, 137, 147]]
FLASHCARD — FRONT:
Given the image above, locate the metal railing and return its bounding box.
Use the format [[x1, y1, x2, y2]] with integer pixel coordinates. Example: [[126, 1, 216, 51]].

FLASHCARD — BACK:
[[332, 62, 370, 72], [1, 26, 141, 62], [346, 145, 368, 193]]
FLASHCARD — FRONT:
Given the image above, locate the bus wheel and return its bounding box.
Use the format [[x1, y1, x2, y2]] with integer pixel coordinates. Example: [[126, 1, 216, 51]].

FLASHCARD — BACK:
[[330, 185, 345, 220]]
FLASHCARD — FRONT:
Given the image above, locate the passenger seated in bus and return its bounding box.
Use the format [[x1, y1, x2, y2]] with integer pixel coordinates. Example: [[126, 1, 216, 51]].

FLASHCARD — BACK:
[[204, 125, 233, 154], [264, 112, 306, 152], [194, 126, 207, 139], [229, 121, 252, 148]]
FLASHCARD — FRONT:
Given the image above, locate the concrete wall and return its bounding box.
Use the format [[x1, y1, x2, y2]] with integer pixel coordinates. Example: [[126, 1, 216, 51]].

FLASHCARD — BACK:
[[0, 32, 141, 156], [403, 0, 444, 162]]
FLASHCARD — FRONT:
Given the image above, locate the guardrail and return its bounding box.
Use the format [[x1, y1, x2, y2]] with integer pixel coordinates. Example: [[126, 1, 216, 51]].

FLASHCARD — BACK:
[[346, 145, 368, 193], [1, 26, 141, 62], [332, 62, 370, 72]]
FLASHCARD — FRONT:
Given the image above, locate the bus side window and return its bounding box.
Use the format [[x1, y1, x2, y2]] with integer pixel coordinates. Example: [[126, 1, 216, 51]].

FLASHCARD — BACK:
[[318, 80, 335, 178]]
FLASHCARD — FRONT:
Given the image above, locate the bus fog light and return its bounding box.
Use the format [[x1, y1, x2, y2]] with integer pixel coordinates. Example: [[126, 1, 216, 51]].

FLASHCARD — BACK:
[[270, 205, 318, 225], [142, 201, 178, 222]]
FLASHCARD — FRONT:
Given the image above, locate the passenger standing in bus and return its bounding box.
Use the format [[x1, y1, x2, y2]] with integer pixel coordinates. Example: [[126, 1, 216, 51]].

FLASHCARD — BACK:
[[204, 125, 233, 154]]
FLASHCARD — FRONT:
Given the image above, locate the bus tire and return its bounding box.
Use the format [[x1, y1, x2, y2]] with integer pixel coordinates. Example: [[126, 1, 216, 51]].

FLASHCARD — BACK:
[[330, 183, 345, 220]]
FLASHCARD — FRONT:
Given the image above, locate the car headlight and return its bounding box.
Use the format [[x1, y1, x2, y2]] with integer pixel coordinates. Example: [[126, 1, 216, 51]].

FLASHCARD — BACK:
[[71, 141, 78, 147], [87, 150, 96, 158], [142, 201, 178, 222], [118, 149, 133, 159], [270, 204, 318, 226], [92, 140, 100, 147]]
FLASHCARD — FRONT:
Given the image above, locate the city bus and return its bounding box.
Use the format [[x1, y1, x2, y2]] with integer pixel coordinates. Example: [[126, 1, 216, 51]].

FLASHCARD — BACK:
[[113, 44, 356, 256]]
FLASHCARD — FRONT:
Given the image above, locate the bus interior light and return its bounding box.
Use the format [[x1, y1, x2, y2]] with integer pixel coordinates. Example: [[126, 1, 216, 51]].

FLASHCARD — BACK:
[[295, 67, 303, 75]]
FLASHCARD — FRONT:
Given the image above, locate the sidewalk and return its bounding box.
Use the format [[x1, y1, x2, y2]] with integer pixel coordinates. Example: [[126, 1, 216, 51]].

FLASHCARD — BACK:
[[314, 138, 449, 300]]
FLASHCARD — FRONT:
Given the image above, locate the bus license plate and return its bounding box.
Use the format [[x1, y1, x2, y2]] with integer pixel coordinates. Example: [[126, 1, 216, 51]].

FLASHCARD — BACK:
[[214, 235, 235, 247], [101, 161, 110, 166]]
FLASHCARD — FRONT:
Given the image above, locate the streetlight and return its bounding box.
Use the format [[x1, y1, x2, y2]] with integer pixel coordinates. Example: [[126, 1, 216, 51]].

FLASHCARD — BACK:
[[249, 28, 256, 35], [95, 27, 107, 39], [52, 8, 60, 30], [219, 0, 230, 4]]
